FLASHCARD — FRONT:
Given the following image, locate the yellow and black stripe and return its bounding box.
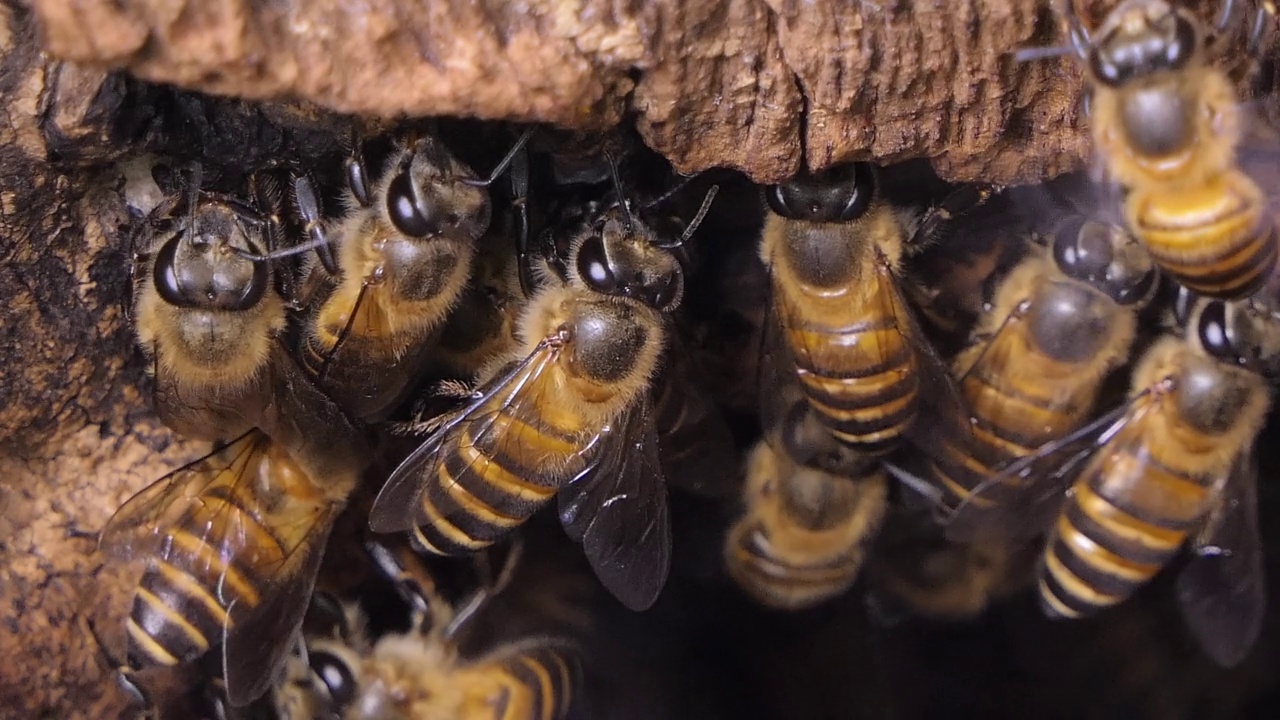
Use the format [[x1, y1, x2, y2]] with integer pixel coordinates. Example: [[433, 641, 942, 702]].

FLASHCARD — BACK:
[[727, 521, 861, 609], [786, 302, 918, 456], [411, 369, 581, 556], [125, 484, 280, 670], [1039, 427, 1210, 618], [1127, 169, 1277, 300], [486, 645, 580, 720], [931, 331, 1090, 512]]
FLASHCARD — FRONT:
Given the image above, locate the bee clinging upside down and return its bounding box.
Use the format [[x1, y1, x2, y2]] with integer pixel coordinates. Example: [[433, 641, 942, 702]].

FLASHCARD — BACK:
[[270, 541, 580, 720], [759, 162, 987, 456], [726, 398, 888, 611], [957, 295, 1274, 667], [369, 183, 719, 611], [1054, 0, 1279, 298], [97, 428, 365, 708], [929, 216, 1157, 537], [131, 170, 289, 441], [295, 130, 530, 421]]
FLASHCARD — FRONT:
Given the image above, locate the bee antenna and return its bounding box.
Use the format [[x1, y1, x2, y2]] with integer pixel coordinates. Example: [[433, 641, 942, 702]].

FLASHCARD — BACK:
[[229, 234, 335, 263], [462, 127, 535, 187], [658, 185, 719, 249], [183, 161, 203, 234], [1011, 44, 1076, 63], [640, 172, 703, 212], [606, 150, 635, 232]]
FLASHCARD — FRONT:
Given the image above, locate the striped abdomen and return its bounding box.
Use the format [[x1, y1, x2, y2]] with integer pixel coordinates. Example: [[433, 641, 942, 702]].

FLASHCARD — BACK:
[[125, 485, 282, 670], [782, 276, 918, 455], [411, 365, 592, 556], [1126, 169, 1277, 300], [471, 644, 580, 720], [726, 463, 885, 610], [931, 321, 1097, 512], [726, 519, 868, 611], [1039, 425, 1218, 619]]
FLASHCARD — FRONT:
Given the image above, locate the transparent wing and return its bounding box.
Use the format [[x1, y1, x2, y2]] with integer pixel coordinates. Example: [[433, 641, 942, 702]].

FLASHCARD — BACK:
[[885, 260, 976, 458], [558, 397, 672, 611], [369, 338, 565, 533], [755, 269, 802, 443], [942, 390, 1156, 544], [1177, 450, 1266, 668], [651, 336, 738, 499], [97, 431, 263, 561], [223, 501, 341, 706]]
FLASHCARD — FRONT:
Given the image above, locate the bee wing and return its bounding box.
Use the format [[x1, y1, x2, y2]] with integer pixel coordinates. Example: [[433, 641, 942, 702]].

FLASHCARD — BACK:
[[558, 397, 672, 611], [369, 339, 564, 533], [884, 262, 975, 450], [221, 501, 342, 706], [1176, 450, 1265, 668], [755, 270, 802, 441], [97, 431, 264, 561], [651, 335, 739, 499], [943, 391, 1156, 544]]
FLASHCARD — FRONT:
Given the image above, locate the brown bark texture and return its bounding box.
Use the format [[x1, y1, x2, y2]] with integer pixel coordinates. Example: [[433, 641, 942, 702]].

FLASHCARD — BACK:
[[19, 0, 1256, 185]]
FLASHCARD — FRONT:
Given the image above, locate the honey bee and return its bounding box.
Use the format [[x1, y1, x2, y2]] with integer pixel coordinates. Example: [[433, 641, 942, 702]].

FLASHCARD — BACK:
[[369, 186, 717, 611], [725, 399, 887, 610], [1055, 0, 1278, 299], [928, 216, 1157, 534], [759, 162, 985, 456], [97, 429, 364, 707], [270, 541, 580, 720], [130, 172, 288, 441], [295, 130, 529, 421], [959, 296, 1273, 666]]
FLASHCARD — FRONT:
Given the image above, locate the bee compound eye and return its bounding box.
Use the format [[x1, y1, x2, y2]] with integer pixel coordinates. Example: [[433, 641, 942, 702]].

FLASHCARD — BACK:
[[1053, 217, 1111, 284], [646, 266, 683, 310], [150, 233, 267, 311], [764, 184, 793, 218], [575, 235, 618, 295], [309, 650, 357, 710], [835, 163, 877, 222], [386, 171, 438, 238], [1197, 300, 1237, 361]]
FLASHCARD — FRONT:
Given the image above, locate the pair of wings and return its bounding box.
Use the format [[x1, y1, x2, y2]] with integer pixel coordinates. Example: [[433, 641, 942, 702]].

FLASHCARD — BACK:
[[757, 251, 973, 503], [371, 336, 673, 612], [649, 335, 740, 500], [97, 431, 343, 706], [943, 385, 1266, 668]]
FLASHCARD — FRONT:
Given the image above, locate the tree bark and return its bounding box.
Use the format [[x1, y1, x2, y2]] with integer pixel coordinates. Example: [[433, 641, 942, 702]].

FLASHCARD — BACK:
[[21, 0, 1251, 185]]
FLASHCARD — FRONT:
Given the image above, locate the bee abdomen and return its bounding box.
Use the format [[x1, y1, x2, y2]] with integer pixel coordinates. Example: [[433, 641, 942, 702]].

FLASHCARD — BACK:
[[1039, 461, 1201, 619], [413, 420, 569, 557], [125, 501, 275, 671], [726, 522, 861, 610], [1127, 172, 1276, 299], [126, 562, 229, 669], [490, 646, 580, 720]]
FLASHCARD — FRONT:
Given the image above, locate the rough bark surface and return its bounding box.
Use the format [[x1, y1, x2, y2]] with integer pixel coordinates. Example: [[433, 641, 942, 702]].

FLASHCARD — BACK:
[[21, 0, 1247, 185]]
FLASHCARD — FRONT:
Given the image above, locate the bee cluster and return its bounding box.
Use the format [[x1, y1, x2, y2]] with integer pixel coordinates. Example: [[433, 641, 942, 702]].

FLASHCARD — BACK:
[[89, 0, 1280, 717]]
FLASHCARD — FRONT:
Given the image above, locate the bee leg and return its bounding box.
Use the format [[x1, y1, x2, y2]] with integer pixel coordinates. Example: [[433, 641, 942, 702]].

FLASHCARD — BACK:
[[907, 183, 998, 249], [343, 128, 373, 209], [506, 137, 536, 298], [83, 616, 152, 712], [460, 126, 535, 188], [290, 171, 340, 279], [1247, 0, 1276, 56], [1061, 0, 1090, 59]]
